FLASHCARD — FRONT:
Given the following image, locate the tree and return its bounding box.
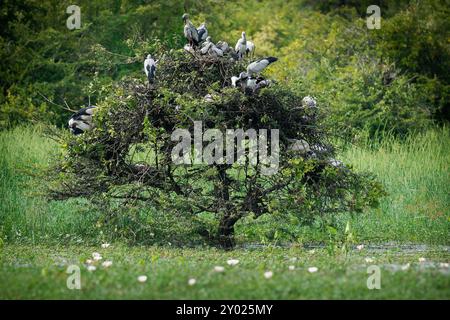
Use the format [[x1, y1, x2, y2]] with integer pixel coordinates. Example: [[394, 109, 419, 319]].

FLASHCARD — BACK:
[[48, 47, 384, 249]]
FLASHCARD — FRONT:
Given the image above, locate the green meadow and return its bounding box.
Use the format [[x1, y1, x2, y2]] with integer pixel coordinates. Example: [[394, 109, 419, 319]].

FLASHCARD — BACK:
[[0, 126, 448, 299]]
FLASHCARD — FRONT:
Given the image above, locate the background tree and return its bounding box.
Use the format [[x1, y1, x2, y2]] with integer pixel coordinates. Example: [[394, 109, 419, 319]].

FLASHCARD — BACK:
[[1, 0, 448, 133]]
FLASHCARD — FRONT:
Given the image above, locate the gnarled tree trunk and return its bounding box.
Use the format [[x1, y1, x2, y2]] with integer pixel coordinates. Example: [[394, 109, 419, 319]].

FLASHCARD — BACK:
[[218, 213, 239, 249], [216, 164, 239, 249]]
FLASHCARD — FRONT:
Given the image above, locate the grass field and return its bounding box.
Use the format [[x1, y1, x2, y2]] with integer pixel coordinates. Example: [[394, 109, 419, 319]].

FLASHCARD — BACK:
[[0, 125, 449, 299], [1, 244, 449, 299]]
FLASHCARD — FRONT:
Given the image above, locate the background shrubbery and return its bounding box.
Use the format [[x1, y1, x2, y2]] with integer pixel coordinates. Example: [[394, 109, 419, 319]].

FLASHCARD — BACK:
[[0, 0, 448, 138]]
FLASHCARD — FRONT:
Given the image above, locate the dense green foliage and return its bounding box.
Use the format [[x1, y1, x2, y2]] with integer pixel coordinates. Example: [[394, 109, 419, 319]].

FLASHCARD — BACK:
[[0, 0, 448, 138]]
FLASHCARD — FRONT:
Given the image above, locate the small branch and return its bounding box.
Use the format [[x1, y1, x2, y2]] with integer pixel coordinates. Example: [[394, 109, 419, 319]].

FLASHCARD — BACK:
[[37, 92, 77, 112]]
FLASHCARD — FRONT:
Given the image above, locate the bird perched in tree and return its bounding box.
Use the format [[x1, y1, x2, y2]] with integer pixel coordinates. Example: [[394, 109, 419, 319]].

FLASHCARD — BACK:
[[197, 22, 208, 43], [329, 159, 344, 167], [200, 37, 223, 57], [235, 31, 247, 60], [230, 72, 247, 89], [246, 40, 255, 57], [302, 96, 317, 108], [238, 72, 249, 90], [231, 75, 240, 87], [311, 144, 327, 153], [204, 94, 214, 102], [239, 71, 249, 80], [144, 54, 156, 84], [200, 37, 213, 54], [308, 144, 331, 159], [183, 44, 195, 54], [254, 78, 272, 92], [245, 77, 257, 92], [211, 45, 224, 57], [68, 106, 97, 135], [288, 139, 310, 154], [231, 72, 272, 94], [246, 57, 278, 76], [216, 41, 230, 53], [182, 14, 199, 48]]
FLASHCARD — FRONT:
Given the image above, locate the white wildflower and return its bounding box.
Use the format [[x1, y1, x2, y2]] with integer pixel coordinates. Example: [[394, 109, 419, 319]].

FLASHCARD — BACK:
[[214, 266, 225, 272], [102, 260, 113, 268], [401, 263, 410, 271], [227, 259, 239, 266], [92, 252, 102, 261]]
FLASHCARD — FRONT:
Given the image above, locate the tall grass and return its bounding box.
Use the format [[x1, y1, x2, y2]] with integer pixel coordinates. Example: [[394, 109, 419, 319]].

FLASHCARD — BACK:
[[340, 127, 450, 244], [0, 125, 448, 245], [237, 128, 449, 245], [0, 125, 100, 244]]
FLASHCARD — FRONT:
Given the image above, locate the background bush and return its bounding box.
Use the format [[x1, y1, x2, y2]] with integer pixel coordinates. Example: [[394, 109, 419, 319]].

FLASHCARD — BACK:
[[0, 0, 448, 138]]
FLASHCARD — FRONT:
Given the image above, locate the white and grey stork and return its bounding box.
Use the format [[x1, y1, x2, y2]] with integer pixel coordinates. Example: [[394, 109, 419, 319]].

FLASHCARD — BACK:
[[302, 96, 317, 108], [246, 57, 278, 77], [246, 40, 255, 57], [182, 14, 199, 48], [231, 72, 272, 93], [200, 36, 223, 56], [254, 78, 272, 92], [308, 144, 330, 159], [235, 31, 247, 60], [245, 77, 257, 91], [230, 72, 247, 89], [238, 72, 250, 90], [197, 22, 208, 43], [329, 159, 344, 167], [204, 93, 214, 102], [144, 54, 156, 84], [200, 36, 213, 54], [211, 45, 224, 57], [216, 41, 230, 53], [68, 106, 97, 135], [288, 139, 310, 154], [231, 75, 240, 87]]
